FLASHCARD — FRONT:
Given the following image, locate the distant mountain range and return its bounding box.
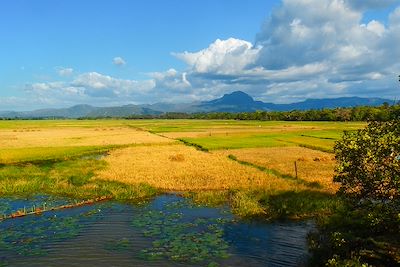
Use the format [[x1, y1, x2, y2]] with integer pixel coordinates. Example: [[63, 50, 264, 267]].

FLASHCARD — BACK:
[[0, 91, 393, 118]]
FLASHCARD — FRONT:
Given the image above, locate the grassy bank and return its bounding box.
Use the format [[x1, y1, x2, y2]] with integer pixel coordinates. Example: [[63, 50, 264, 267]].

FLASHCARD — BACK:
[[184, 189, 343, 220], [0, 155, 158, 202]]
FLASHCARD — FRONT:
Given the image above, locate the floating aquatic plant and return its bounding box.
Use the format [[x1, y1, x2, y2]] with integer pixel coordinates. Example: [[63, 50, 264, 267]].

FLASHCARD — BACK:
[[0, 198, 107, 261], [132, 198, 233, 265]]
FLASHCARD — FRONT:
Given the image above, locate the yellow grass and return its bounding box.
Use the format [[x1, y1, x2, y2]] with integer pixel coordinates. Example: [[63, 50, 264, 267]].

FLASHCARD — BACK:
[[96, 144, 307, 191], [0, 127, 173, 149], [216, 147, 339, 193]]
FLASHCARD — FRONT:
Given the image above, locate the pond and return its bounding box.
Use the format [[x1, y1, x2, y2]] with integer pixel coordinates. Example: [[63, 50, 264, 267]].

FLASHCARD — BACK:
[[0, 195, 314, 266]]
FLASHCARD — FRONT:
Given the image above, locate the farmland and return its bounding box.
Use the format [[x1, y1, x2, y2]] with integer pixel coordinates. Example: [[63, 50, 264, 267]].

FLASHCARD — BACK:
[[0, 119, 370, 266], [0, 119, 363, 218]]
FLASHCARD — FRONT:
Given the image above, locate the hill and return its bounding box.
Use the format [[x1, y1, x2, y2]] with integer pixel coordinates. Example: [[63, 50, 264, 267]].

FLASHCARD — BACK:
[[0, 91, 393, 118]]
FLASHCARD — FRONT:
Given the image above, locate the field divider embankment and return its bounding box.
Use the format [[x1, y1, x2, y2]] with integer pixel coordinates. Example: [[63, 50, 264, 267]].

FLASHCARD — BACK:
[[299, 134, 337, 140], [227, 154, 322, 189], [147, 130, 177, 140], [148, 130, 210, 152], [126, 127, 210, 152], [176, 138, 209, 152], [0, 196, 112, 222]]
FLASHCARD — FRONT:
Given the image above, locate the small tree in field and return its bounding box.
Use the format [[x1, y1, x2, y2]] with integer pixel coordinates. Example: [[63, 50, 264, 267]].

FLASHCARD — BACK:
[[334, 120, 400, 200]]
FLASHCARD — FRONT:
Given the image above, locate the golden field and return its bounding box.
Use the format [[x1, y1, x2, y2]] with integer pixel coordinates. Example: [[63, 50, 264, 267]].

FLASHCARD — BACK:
[[96, 144, 307, 191], [216, 147, 339, 193], [0, 127, 173, 149]]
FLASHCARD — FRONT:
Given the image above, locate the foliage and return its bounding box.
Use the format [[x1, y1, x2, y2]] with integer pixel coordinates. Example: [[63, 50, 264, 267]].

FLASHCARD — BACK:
[[310, 120, 400, 266], [309, 201, 400, 266], [334, 120, 400, 200]]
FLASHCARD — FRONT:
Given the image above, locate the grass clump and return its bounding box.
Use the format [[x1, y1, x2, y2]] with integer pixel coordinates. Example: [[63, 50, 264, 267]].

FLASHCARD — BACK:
[[168, 153, 185, 162], [184, 189, 342, 220], [259, 190, 344, 220], [230, 190, 266, 217], [229, 189, 342, 219], [183, 191, 229, 207]]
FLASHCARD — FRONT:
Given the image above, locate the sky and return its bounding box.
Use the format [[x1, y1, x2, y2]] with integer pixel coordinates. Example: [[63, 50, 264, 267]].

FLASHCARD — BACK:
[[1, 0, 400, 111]]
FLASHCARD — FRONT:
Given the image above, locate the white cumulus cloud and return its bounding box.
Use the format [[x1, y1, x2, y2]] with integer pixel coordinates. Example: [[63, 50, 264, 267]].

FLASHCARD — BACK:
[[173, 38, 261, 74], [56, 67, 74, 77], [112, 57, 126, 66], [26, 72, 155, 103], [72, 72, 155, 97], [151, 69, 191, 91]]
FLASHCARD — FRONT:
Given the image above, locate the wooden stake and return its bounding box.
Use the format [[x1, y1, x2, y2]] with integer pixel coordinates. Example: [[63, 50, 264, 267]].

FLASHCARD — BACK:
[[294, 161, 298, 179]]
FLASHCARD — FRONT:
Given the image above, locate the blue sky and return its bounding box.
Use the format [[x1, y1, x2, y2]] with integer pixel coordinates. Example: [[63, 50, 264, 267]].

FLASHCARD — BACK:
[[1, 0, 400, 110]]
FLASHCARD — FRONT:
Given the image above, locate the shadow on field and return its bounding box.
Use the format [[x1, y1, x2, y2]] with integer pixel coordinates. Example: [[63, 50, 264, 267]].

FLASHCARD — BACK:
[[227, 154, 323, 189], [258, 190, 343, 220]]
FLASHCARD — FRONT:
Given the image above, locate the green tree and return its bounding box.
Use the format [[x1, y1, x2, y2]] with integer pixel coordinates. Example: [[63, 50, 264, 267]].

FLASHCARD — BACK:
[[309, 120, 400, 266], [334, 120, 400, 200]]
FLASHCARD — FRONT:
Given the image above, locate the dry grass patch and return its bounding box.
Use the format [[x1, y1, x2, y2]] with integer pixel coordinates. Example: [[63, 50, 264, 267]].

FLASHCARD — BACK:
[[216, 147, 339, 193], [0, 127, 173, 149], [96, 144, 306, 191]]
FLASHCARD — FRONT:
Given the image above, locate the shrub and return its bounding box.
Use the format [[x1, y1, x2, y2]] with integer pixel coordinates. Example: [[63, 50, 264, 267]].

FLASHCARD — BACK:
[[309, 120, 400, 266], [334, 120, 400, 200]]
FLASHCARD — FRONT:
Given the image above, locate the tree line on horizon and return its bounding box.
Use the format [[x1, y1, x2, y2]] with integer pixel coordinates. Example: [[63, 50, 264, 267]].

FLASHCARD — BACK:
[[1, 102, 399, 121], [123, 103, 400, 121]]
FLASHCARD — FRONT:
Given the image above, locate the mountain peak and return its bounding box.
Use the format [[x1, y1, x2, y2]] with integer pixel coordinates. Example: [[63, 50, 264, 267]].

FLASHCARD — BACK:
[[224, 90, 253, 99], [208, 91, 254, 106], [70, 104, 93, 108]]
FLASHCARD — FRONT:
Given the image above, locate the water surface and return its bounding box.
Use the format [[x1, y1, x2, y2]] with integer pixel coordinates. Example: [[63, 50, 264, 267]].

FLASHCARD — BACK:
[[0, 195, 313, 266]]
